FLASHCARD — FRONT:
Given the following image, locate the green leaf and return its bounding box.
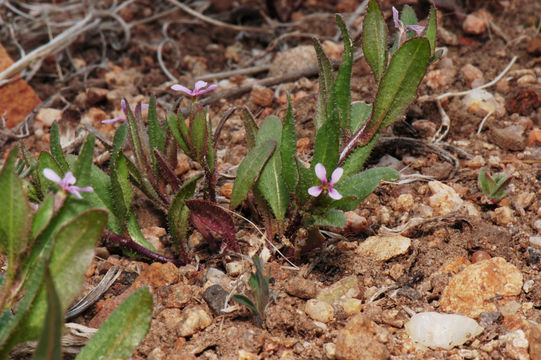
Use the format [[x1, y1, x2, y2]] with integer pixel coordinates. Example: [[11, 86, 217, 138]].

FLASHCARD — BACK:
[[313, 208, 347, 229], [33, 269, 62, 360], [86, 165, 121, 233], [350, 101, 372, 133], [294, 158, 312, 205], [281, 96, 298, 192], [341, 133, 379, 177], [255, 116, 289, 222], [112, 123, 128, 159], [110, 153, 133, 228], [312, 109, 339, 174], [334, 167, 399, 211], [330, 14, 354, 133], [126, 212, 155, 250], [401, 5, 418, 26], [356, 38, 430, 145], [190, 108, 209, 163], [36, 152, 63, 196], [426, 6, 437, 55], [147, 95, 165, 170], [241, 107, 259, 150], [72, 134, 95, 184], [49, 122, 69, 172], [125, 101, 150, 174], [313, 39, 334, 130], [14, 209, 107, 342], [232, 294, 258, 316], [75, 287, 153, 360], [0, 148, 32, 277], [362, 0, 388, 83], [231, 140, 276, 209], [167, 112, 189, 154], [30, 195, 55, 239]]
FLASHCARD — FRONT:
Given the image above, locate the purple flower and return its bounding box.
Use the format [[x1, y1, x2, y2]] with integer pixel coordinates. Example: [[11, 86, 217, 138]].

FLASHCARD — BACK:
[[171, 80, 217, 99], [43, 168, 93, 199], [392, 7, 425, 44], [308, 163, 343, 200], [102, 99, 149, 124]]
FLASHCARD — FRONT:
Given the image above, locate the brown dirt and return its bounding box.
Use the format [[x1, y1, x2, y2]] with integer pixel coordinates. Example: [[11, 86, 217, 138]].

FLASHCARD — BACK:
[[2, 0, 541, 359]]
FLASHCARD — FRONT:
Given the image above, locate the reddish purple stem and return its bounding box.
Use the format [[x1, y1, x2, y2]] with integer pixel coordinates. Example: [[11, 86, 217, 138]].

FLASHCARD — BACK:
[[103, 229, 185, 267]]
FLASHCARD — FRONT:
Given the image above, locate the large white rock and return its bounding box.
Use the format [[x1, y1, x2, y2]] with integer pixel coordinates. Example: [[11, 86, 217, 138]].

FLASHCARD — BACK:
[[405, 312, 483, 350]]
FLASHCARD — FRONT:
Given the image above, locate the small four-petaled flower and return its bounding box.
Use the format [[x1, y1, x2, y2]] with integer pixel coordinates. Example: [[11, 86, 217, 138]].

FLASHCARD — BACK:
[[308, 163, 343, 200], [102, 99, 149, 124], [43, 168, 93, 199], [392, 7, 425, 45], [171, 80, 217, 99]]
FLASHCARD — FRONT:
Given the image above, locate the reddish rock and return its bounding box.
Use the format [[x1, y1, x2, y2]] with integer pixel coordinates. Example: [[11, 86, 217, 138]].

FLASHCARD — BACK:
[[0, 45, 41, 128], [335, 313, 391, 360], [506, 87, 540, 116], [250, 85, 274, 107]]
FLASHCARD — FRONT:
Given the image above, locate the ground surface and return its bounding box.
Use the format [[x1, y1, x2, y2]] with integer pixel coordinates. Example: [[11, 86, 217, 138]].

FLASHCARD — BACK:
[[2, 0, 541, 359]]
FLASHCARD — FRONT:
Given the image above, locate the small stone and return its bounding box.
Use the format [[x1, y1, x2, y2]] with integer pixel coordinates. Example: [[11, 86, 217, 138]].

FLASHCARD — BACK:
[[343, 211, 368, 233], [177, 306, 212, 337], [86, 87, 108, 105], [523, 279, 534, 293], [440, 257, 523, 318], [517, 74, 536, 85], [321, 40, 344, 60], [464, 155, 486, 169], [220, 182, 233, 198], [297, 137, 310, 154], [237, 350, 259, 360], [305, 299, 334, 323], [36, 108, 62, 127], [478, 311, 501, 327], [462, 89, 502, 117], [133, 262, 178, 289], [462, 10, 492, 35], [159, 308, 182, 331], [225, 260, 249, 277], [411, 119, 437, 138], [405, 312, 483, 350], [394, 193, 415, 212], [317, 276, 360, 304], [516, 193, 535, 210], [81, 107, 108, 127], [491, 206, 515, 226], [336, 298, 363, 316], [501, 330, 529, 360], [285, 277, 318, 299], [203, 267, 232, 291], [500, 301, 522, 316], [428, 181, 463, 215], [425, 68, 457, 90], [269, 45, 316, 77], [203, 284, 229, 315], [166, 283, 193, 308], [141, 226, 166, 251], [250, 85, 274, 107], [526, 36, 541, 55], [471, 250, 491, 263], [527, 129, 541, 146], [437, 26, 458, 45], [335, 313, 391, 360], [506, 87, 540, 116], [324, 343, 336, 359], [105, 66, 142, 88], [460, 64, 484, 86], [357, 235, 411, 261], [148, 347, 166, 360]]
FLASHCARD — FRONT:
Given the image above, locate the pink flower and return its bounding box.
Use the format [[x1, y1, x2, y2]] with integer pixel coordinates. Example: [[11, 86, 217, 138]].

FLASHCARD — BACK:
[[102, 99, 149, 124], [171, 80, 217, 99], [43, 168, 93, 199], [392, 7, 425, 44], [308, 163, 343, 200]]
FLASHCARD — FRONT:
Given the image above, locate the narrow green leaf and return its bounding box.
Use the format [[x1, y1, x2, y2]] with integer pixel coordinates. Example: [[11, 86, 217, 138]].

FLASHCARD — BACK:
[[0, 148, 32, 276], [255, 116, 289, 222], [49, 122, 69, 172], [281, 96, 298, 192], [167, 112, 190, 154], [75, 287, 153, 360], [350, 101, 372, 133], [312, 109, 339, 174], [231, 140, 276, 209], [147, 95, 164, 157], [168, 174, 201, 253], [86, 165, 122, 233], [125, 100, 150, 173], [334, 167, 399, 211], [426, 6, 437, 55], [33, 269, 62, 360], [112, 123, 128, 159], [341, 133, 379, 177], [294, 158, 312, 204], [241, 107, 259, 150], [30, 195, 55, 239], [331, 14, 354, 133], [110, 153, 133, 228], [357, 38, 430, 145], [72, 134, 95, 184], [313, 39, 334, 130], [362, 0, 388, 83], [313, 208, 347, 228], [126, 212, 155, 250], [232, 294, 258, 316], [14, 210, 107, 342], [36, 152, 63, 197], [190, 109, 208, 163]]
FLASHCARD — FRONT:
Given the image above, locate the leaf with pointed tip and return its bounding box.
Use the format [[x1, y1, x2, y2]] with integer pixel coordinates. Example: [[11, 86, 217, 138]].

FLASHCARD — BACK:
[[75, 287, 152, 360], [426, 6, 437, 56], [110, 152, 132, 228], [126, 212, 155, 250], [231, 140, 276, 209], [401, 5, 418, 26], [124, 101, 150, 174], [241, 107, 259, 150], [281, 96, 298, 192], [30, 195, 55, 239], [341, 133, 379, 177], [33, 269, 62, 360], [86, 164, 122, 233], [147, 95, 165, 171], [232, 294, 258, 316], [350, 102, 372, 133], [154, 149, 183, 191], [49, 122, 69, 172], [362, 0, 388, 83], [313, 39, 334, 130], [334, 167, 399, 211], [72, 134, 95, 186], [356, 38, 430, 145], [37, 152, 63, 196], [294, 158, 312, 205], [190, 108, 208, 163], [255, 116, 289, 222], [0, 148, 32, 277], [112, 123, 128, 159], [330, 14, 353, 133], [186, 199, 238, 252]]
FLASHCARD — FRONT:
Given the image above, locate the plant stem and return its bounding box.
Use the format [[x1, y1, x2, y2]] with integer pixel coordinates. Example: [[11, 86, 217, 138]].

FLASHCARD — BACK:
[[103, 229, 184, 267]]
